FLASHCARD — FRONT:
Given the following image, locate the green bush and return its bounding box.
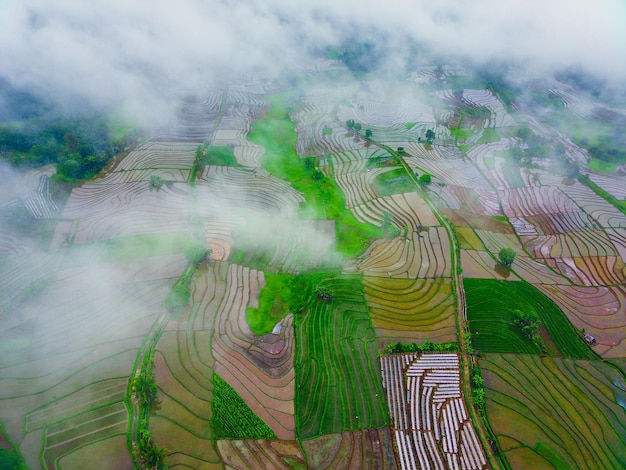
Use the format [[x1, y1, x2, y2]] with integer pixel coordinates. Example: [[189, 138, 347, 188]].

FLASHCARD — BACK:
[[164, 284, 190, 310]]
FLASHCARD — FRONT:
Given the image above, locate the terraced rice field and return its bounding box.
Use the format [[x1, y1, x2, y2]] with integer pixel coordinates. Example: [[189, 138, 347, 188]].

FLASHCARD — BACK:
[[57, 182, 191, 244], [295, 276, 388, 439], [211, 263, 296, 440], [352, 192, 440, 232], [538, 284, 626, 358], [364, 277, 456, 349], [301, 428, 397, 469], [217, 438, 306, 469], [465, 278, 596, 359], [481, 354, 626, 469], [0, 253, 185, 469], [380, 353, 488, 469], [151, 263, 225, 468], [3, 62, 626, 470], [356, 227, 451, 279]]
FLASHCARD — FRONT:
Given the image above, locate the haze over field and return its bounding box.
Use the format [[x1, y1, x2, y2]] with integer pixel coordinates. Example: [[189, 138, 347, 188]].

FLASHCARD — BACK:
[[1, 1, 626, 469], [1, 0, 625, 124]]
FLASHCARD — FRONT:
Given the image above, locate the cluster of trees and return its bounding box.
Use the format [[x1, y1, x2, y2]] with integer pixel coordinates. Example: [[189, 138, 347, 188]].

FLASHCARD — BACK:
[[132, 359, 168, 469], [345, 120, 373, 138], [578, 134, 626, 165], [345, 120, 373, 139], [134, 426, 168, 470], [510, 127, 581, 178], [385, 341, 459, 354], [132, 368, 158, 407], [513, 309, 546, 352], [0, 449, 27, 470], [340, 41, 381, 73], [1, 113, 136, 180], [470, 366, 486, 410], [417, 129, 435, 145]]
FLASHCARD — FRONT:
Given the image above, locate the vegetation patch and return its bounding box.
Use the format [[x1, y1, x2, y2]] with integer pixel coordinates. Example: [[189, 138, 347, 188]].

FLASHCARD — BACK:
[[374, 168, 416, 196], [384, 341, 458, 354], [295, 275, 389, 439], [335, 209, 385, 258], [249, 94, 344, 219], [202, 145, 241, 166], [586, 157, 618, 173], [0, 449, 27, 470], [211, 373, 276, 439], [464, 278, 596, 358], [246, 273, 294, 335], [83, 233, 194, 261], [449, 127, 474, 140]]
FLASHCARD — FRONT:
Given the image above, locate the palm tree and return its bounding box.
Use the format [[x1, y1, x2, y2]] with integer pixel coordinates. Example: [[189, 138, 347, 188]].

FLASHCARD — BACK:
[[133, 370, 158, 406]]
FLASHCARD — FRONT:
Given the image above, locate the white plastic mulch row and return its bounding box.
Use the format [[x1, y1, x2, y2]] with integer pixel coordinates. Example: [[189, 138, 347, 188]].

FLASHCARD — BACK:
[[382, 352, 488, 469]]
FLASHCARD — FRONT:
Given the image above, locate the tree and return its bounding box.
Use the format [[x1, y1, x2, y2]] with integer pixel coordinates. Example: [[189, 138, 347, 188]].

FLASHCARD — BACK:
[[345, 119, 355, 128], [354, 123, 362, 133], [365, 129, 373, 138], [315, 285, 333, 302], [148, 175, 164, 190], [60, 158, 81, 179], [132, 370, 158, 407], [425, 129, 436, 142], [498, 247, 516, 267]]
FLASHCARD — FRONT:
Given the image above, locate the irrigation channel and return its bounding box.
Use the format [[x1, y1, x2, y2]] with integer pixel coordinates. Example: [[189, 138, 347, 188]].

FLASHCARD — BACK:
[[128, 92, 229, 464], [361, 131, 502, 469]]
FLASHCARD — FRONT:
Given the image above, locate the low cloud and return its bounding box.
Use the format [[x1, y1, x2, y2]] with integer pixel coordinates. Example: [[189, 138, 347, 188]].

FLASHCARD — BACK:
[[1, 0, 624, 124]]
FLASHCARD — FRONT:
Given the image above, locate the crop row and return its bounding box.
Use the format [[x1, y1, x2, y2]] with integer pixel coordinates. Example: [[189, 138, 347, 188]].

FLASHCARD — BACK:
[[380, 353, 487, 470], [588, 172, 626, 201], [217, 438, 306, 470], [295, 276, 388, 439], [405, 155, 491, 190], [111, 142, 198, 171], [211, 263, 296, 439], [60, 181, 191, 243], [364, 277, 456, 349], [352, 192, 440, 234], [152, 329, 220, 465], [543, 255, 626, 286], [211, 373, 276, 439], [558, 182, 626, 229], [480, 354, 626, 469], [501, 186, 581, 217], [465, 278, 596, 359], [430, 184, 501, 216], [357, 227, 451, 279], [525, 210, 599, 235], [524, 230, 617, 259], [537, 284, 626, 358], [25, 378, 127, 432], [301, 428, 398, 469], [42, 401, 128, 470]]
